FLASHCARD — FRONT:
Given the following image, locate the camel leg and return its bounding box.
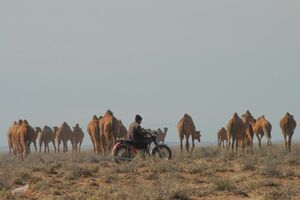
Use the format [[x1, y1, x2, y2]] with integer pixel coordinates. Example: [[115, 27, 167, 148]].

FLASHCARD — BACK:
[[235, 139, 238, 156], [283, 133, 287, 151], [185, 135, 190, 153], [180, 137, 183, 155], [191, 140, 195, 153], [52, 140, 57, 153], [288, 134, 293, 152], [44, 141, 47, 153], [256, 134, 262, 149], [33, 141, 37, 152], [231, 137, 235, 152], [57, 141, 60, 153], [47, 142, 50, 153], [39, 141, 42, 152]]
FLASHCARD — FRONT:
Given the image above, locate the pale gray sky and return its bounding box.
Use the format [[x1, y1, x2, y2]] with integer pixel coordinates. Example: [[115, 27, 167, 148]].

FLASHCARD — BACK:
[[1, 1, 299, 148]]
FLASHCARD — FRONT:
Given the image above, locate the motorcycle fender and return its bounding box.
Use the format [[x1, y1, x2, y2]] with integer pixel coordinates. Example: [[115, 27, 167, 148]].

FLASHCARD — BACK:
[[111, 141, 123, 156]]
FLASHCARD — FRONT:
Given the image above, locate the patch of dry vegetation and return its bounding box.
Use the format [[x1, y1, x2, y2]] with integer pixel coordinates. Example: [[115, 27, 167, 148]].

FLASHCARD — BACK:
[[0, 144, 299, 199]]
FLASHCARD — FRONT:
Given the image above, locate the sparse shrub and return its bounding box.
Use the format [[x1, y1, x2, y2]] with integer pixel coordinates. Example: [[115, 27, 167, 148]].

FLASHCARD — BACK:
[[262, 157, 282, 178], [169, 190, 190, 200], [264, 185, 295, 200], [241, 155, 256, 171], [211, 177, 237, 192], [64, 164, 93, 180]]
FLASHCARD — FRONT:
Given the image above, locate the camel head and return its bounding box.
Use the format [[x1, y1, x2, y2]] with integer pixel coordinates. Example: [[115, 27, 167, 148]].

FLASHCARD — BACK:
[[192, 130, 201, 142], [106, 109, 113, 116], [53, 126, 59, 133], [35, 127, 42, 133], [286, 112, 294, 118], [233, 113, 239, 118]]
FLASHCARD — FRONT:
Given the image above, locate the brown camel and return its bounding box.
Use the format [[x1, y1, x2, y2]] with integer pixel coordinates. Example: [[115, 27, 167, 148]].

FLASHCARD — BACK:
[[252, 115, 272, 148], [71, 123, 84, 153], [117, 120, 128, 139], [241, 110, 256, 149], [177, 114, 201, 154], [11, 120, 23, 156], [217, 127, 227, 149], [87, 115, 101, 154], [27, 124, 38, 153], [14, 120, 32, 160], [99, 110, 120, 154], [280, 112, 297, 151], [56, 122, 72, 153], [7, 121, 17, 154], [38, 126, 57, 153], [226, 113, 246, 155], [156, 127, 168, 144]]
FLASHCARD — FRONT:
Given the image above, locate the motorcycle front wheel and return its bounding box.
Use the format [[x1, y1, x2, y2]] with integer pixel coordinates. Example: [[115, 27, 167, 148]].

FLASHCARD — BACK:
[[151, 144, 172, 160]]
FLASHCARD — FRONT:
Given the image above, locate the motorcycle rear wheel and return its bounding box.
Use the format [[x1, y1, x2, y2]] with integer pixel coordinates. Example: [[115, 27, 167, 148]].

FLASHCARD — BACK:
[[113, 144, 132, 163]]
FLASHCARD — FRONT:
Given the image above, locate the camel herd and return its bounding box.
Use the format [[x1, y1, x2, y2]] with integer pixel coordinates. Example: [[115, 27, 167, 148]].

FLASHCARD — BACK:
[[7, 110, 168, 159], [7, 119, 85, 160], [6, 110, 297, 159], [213, 111, 296, 155]]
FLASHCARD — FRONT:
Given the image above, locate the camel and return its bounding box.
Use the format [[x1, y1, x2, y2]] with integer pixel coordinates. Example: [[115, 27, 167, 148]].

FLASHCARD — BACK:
[[26, 124, 38, 153], [241, 110, 256, 148], [56, 122, 72, 153], [71, 123, 84, 153], [177, 114, 201, 154], [117, 120, 128, 139], [280, 112, 297, 151], [99, 110, 120, 154], [156, 127, 168, 143], [7, 121, 17, 154], [226, 113, 247, 155], [252, 115, 272, 148], [38, 126, 57, 153], [87, 115, 101, 154], [217, 127, 227, 149], [11, 120, 23, 156], [13, 120, 32, 160]]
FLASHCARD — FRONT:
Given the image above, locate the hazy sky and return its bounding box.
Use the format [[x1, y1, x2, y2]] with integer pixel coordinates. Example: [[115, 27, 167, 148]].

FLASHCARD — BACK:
[[1, 1, 299, 148]]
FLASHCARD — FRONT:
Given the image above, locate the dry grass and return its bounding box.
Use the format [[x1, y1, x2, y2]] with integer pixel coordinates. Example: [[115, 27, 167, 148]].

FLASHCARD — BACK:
[[0, 144, 299, 199]]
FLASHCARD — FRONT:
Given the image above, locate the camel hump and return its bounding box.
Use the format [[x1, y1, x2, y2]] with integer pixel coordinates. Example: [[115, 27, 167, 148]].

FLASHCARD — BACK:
[[106, 109, 113, 115], [92, 115, 98, 120]]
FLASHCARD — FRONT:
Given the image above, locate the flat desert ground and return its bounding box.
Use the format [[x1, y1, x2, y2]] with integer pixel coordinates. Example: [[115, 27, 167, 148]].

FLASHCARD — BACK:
[[0, 144, 299, 200]]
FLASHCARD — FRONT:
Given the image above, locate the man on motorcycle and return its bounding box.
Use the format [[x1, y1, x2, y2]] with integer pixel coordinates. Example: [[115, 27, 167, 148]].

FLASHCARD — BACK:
[[127, 114, 148, 149]]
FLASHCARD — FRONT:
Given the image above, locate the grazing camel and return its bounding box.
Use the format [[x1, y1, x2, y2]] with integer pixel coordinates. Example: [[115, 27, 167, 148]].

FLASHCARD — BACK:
[[241, 110, 256, 149], [87, 115, 101, 154], [177, 114, 201, 154], [56, 122, 72, 153], [156, 127, 168, 144], [252, 116, 272, 148], [227, 113, 246, 155], [99, 110, 120, 155], [217, 127, 227, 149], [280, 112, 297, 151], [38, 126, 57, 153], [7, 121, 17, 154], [71, 123, 84, 153]]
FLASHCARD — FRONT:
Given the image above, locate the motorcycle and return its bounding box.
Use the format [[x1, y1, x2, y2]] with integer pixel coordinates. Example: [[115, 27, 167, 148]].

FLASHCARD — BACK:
[[112, 129, 172, 163]]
